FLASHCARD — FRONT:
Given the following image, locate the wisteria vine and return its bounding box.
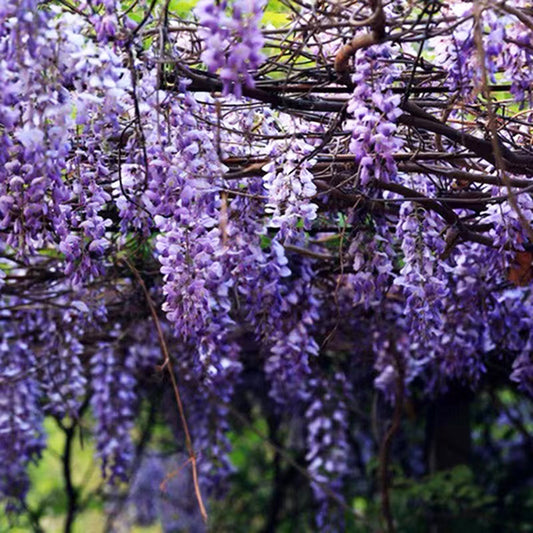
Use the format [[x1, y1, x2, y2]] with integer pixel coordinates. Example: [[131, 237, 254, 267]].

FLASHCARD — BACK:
[[1, 0, 533, 530]]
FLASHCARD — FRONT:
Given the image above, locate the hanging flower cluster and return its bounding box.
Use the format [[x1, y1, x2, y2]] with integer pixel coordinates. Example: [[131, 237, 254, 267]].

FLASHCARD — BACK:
[[347, 44, 403, 186], [0, 310, 45, 509], [306, 372, 351, 530], [263, 138, 318, 237], [195, 0, 266, 97]]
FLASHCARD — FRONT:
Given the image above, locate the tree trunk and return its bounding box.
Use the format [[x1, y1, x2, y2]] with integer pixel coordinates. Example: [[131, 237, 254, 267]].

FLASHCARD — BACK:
[[427, 386, 472, 533]]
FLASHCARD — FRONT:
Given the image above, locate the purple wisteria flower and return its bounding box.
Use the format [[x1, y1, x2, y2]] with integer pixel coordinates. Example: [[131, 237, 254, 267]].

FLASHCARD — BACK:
[[91, 337, 137, 482], [348, 216, 395, 309], [394, 202, 448, 341], [40, 324, 87, 420], [264, 256, 319, 403], [306, 373, 351, 530], [0, 313, 45, 511], [504, 22, 533, 102], [347, 44, 403, 186], [263, 138, 318, 237], [195, 0, 265, 97]]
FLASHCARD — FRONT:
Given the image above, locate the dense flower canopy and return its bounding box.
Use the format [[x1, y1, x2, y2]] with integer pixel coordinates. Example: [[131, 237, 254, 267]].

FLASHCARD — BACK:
[[1, 0, 533, 529]]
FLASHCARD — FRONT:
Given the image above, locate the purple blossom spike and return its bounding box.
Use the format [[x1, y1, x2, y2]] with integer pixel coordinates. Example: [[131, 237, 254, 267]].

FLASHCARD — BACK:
[[195, 0, 266, 97], [347, 44, 403, 185], [90, 336, 137, 482]]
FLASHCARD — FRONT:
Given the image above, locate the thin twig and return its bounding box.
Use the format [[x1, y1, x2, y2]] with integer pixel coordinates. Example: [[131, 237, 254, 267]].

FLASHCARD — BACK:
[[378, 346, 405, 533], [122, 257, 208, 524]]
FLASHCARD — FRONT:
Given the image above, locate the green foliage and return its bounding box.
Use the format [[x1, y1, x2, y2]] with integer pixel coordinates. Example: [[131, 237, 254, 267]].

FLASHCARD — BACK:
[[209, 417, 277, 532], [393, 465, 496, 531], [209, 414, 316, 532], [168, 0, 198, 18], [161, 0, 291, 24]]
